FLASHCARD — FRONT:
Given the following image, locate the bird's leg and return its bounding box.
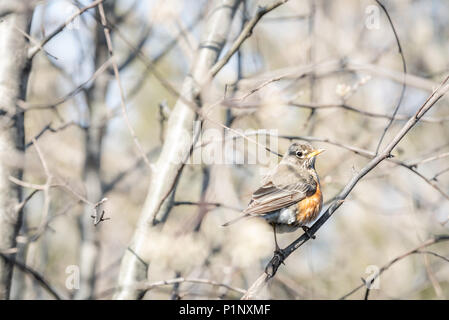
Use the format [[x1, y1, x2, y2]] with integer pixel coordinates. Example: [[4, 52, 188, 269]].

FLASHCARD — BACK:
[[272, 224, 281, 252], [302, 226, 316, 239], [272, 224, 286, 263], [266, 224, 286, 277]]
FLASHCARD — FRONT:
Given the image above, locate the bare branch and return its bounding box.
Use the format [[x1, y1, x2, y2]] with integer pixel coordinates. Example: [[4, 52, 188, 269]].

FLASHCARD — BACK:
[[374, 0, 407, 154], [209, 0, 290, 78], [173, 201, 242, 212], [19, 58, 112, 112], [99, 276, 245, 299], [28, 0, 106, 59], [0, 252, 63, 300], [340, 235, 449, 300], [98, 2, 154, 172]]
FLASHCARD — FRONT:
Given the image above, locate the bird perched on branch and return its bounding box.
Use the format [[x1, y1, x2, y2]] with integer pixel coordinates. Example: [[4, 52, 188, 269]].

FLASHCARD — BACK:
[[223, 142, 324, 253]]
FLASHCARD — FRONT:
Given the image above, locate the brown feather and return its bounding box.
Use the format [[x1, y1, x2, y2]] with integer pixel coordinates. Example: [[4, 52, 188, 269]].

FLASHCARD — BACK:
[[223, 142, 323, 227], [242, 162, 316, 216]]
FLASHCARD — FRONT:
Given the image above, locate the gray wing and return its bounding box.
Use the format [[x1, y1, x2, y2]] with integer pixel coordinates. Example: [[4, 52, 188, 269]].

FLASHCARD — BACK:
[[243, 163, 316, 216]]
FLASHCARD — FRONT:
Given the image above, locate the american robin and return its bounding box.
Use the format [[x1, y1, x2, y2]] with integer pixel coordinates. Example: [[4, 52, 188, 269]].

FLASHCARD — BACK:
[[223, 142, 324, 252]]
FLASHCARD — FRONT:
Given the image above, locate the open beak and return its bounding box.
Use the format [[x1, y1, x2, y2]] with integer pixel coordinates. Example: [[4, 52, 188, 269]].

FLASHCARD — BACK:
[[308, 149, 325, 158]]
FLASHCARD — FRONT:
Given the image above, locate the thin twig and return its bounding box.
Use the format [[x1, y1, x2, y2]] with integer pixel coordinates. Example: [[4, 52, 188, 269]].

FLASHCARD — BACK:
[[29, 138, 53, 242], [19, 58, 112, 112], [0, 252, 63, 300], [9, 177, 92, 206], [173, 201, 242, 212], [98, 2, 154, 172], [407, 152, 449, 167], [287, 102, 449, 124], [97, 277, 246, 299], [28, 0, 106, 59], [209, 0, 290, 78], [340, 235, 449, 299], [102, 147, 160, 194], [25, 121, 86, 149], [374, 0, 407, 154]]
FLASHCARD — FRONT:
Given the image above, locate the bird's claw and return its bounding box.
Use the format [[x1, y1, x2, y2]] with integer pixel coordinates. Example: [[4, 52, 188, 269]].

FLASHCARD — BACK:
[[265, 249, 286, 278], [302, 226, 316, 239]]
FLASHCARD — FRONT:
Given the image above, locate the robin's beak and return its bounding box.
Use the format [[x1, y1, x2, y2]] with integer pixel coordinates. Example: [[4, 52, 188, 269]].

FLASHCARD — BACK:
[[307, 149, 325, 158]]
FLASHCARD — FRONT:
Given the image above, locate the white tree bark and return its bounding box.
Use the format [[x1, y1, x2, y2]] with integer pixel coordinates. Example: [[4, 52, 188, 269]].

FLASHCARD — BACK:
[[114, 0, 242, 299], [0, 4, 33, 299]]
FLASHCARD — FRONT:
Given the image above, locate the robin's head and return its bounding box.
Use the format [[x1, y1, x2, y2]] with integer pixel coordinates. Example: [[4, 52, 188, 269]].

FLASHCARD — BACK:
[[284, 142, 324, 169]]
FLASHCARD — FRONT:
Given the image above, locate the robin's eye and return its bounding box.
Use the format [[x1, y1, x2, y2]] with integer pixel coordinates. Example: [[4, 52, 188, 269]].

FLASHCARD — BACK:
[[296, 151, 303, 158]]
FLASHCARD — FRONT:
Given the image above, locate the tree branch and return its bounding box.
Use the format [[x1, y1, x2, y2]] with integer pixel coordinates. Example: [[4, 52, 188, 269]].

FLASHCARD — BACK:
[[340, 235, 449, 300], [0, 252, 63, 300], [28, 0, 106, 60], [374, 0, 407, 154], [209, 0, 289, 78]]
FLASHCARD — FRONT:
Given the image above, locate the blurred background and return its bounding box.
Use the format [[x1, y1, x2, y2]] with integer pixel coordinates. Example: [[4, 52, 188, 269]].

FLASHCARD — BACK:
[[8, 0, 449, 299]]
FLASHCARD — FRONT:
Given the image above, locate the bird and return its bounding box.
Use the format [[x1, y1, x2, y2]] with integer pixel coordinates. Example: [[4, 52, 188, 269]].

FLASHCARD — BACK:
[[223, 141, 324, 253]]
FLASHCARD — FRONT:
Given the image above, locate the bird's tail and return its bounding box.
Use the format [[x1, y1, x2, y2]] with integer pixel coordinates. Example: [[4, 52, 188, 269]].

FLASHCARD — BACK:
[[221, 213, 251, 227]]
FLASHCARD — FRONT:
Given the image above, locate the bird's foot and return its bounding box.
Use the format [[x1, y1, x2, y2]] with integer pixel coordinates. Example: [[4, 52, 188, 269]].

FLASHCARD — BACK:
[[302, 226, 316, 239], [265, 248, 286, 278]]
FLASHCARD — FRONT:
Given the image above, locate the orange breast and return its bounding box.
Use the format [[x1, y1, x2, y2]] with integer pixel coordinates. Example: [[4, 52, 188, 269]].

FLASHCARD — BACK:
[[296, 183, 322, 225]]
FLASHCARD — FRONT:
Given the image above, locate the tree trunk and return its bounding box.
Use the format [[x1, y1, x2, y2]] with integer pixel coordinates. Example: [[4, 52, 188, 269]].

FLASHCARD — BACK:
[[0, 4, 33, 300], [74, 4, 111, 300], [114, 0, 242, 299]]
